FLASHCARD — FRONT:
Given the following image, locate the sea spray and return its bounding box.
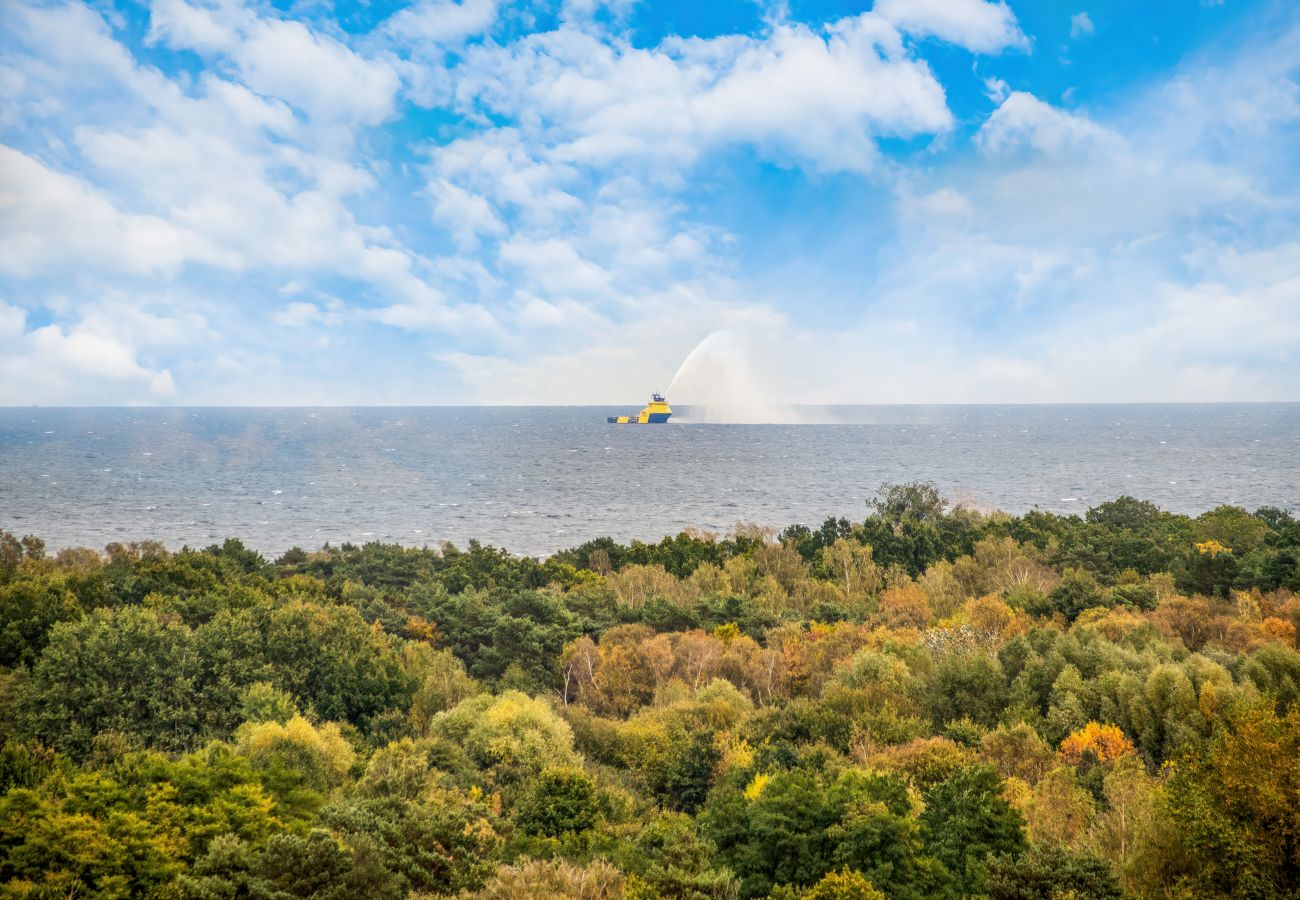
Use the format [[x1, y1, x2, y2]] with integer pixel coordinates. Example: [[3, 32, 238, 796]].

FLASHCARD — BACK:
[[666, 331, 801, 423]]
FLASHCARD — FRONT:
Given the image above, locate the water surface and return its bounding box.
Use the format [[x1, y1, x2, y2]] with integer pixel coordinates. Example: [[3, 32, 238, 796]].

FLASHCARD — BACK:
[[2, 404, 1297, 557]]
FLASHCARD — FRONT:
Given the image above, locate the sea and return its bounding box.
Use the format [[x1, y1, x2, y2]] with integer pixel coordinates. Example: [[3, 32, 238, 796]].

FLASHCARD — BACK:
[[1, 404, 1298, 559]]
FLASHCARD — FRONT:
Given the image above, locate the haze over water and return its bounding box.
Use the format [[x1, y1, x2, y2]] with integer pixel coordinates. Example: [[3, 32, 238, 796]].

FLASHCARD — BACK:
[[2, 404, 1298, 558]]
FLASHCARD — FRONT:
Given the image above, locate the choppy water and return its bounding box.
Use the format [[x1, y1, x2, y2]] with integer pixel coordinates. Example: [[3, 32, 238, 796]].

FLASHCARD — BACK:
[[1, 405, 1298, 558]]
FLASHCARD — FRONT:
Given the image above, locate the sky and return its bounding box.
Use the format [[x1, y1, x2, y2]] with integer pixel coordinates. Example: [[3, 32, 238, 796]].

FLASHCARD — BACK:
[[1, 0, 1298, 405]]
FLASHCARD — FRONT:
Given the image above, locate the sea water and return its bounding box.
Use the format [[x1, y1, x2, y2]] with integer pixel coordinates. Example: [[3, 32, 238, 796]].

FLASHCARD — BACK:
[[1, 404, 1298, 558]]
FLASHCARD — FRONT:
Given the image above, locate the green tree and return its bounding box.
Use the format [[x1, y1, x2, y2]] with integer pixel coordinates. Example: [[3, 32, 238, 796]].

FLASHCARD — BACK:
[[702, 769, 835, 897], [516, 766, 599, 837], [624, 812, 740, 899], [0, 574, 83, 667], [703, 768, 939, 899], [252, 829, 397, 900], [261, 601, 409, 730], [861, 483, 953, 576], [241, 681, 299, 725], [829, 771, 942, 899], [1043, 568, 1106, 622], [1176, 540, 1240, 598], [320, 791, 501, 896], [984, 846, 1122, 900], [651, 728, 723, 814], [1195, 506, 1272, 555], [927, 653, 1009, 729], [23, 606, 201, 756], [920, 765, 1026, 896]]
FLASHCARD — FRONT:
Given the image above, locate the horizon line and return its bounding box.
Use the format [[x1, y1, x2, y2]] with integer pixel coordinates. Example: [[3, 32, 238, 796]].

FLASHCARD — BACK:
[[4, 400, 1300, 410]]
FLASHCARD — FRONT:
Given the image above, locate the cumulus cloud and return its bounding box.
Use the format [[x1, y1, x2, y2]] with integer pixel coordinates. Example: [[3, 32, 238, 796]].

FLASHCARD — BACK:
[[874, 0, 1029, 54], [1070, 12, 1095, 39], [976, 91, 1121, 155], [14, 2, 470, 303], [689, 15, 953, 171], [3, 0, 1298, 404], [498, 237, 614, 297], [382, 0, 498, 46], [149, 0, 401, 125], [430, 179, 508, 250], [272, 298, 346, 328], [430, 130, 583, 224], [0, 301, 177, 403], [787, 42, 1300, 404], [449, 14, 953, 176], [401, 8, 960, 396], [0, 146, 211, 277], [233, 18, 400, 125], [147, 0, 242, 53]]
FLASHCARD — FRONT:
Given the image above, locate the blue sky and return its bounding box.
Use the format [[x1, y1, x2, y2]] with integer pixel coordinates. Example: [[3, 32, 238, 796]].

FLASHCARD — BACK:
[[1, 0, 1298, 405]]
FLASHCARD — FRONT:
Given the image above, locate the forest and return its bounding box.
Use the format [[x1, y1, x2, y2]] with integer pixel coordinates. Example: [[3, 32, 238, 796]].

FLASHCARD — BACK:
[[2, 484, 1300, 899]]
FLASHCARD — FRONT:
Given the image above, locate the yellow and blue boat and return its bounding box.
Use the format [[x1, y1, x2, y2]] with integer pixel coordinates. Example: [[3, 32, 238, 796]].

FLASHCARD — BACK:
[[608, 392, 672, 424]]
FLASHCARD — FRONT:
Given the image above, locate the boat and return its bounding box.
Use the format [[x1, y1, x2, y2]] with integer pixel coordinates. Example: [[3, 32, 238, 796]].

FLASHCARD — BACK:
[[608, 392, 672, 424]]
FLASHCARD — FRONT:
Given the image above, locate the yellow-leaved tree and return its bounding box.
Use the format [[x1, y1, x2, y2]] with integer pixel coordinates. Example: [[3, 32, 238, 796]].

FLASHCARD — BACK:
[[1059, 722, 1137, 766]]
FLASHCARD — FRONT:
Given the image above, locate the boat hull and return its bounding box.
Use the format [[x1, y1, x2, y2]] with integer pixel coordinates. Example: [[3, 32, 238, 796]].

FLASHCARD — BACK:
[[607, 414, 671, 424]]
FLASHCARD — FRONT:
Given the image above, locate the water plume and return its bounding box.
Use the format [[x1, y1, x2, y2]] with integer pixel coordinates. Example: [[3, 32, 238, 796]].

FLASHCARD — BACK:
[[666, 331, 802, 423]]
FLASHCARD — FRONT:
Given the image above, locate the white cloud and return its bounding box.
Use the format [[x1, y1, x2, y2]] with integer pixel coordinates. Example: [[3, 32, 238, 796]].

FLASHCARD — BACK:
[[148, 0, 400, 125], [76, 293, 211, 350], [0, 0, 491, 380], [430, 180, 508, 250], [0, 301, 177, 403], [964, 87, 1258, 250], [498, 237, 614, 297], [7, 0, 181, 136], [67, 115, 448, 299], [396, 9, 957, 354], [368, 297, 498, 333], [147, 0, 242, 53], [273, 298, 345, 328], [431, 130, 583, 225], [382, 0, 498, 46], [233, 18, 399, 125], [0, 301, 26, 337], [0, 146, 212, 277], [451, 14, 953, 177], [3, 0, 1298, 405], [513, 292, 609, 331], [900, 187, 975, 225], [983, 75, 1010, 102], [1070, 12, 1095, 40], [976, 91, 1120, 155], [789, 57, 1299, 403], [874, 0, 1028, 54], [689, 15, 953, 172], [30, 328, 176, 394], [14, 0, 961, 407]]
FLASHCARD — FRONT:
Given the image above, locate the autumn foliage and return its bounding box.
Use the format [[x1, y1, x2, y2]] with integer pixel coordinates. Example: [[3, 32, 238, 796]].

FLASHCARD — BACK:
[[2, 488, 1300, 897], [1059, 723, 1137, 766]]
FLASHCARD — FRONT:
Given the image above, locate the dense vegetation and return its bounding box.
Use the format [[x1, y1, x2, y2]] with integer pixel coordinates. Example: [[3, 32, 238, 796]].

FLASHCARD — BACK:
[[3, 484, 1300, 898]]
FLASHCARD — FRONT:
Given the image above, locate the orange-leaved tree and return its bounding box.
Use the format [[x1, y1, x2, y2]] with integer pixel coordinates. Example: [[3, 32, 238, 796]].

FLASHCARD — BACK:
[[1059, 722, 1137, 766]]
